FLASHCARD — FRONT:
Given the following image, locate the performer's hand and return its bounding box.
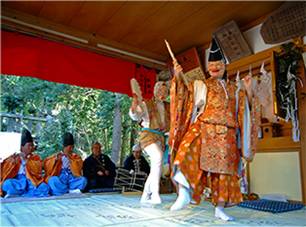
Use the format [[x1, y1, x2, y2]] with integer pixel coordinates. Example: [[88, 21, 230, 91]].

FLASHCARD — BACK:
[[13, 153, 19, 164], [104, 170, 110, 176], [55, 152, 62, 161], [131, 93, 139, 112], [97, 170, 104, 176], [173, 60, 183, 77], [19, 152, 26, 160]]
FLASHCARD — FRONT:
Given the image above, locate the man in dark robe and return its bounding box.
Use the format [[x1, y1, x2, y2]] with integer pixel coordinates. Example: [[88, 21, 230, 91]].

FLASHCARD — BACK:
[[83, 142, 116, 191]]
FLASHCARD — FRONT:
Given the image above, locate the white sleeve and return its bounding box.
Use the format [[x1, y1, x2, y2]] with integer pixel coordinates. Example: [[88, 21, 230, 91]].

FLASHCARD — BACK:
[[129, 105, 144, 121], [191, 80, 207, 123]]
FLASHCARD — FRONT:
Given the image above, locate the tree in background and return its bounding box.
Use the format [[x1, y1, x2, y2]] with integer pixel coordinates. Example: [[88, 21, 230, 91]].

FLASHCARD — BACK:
[[0, 75, 139, 164]]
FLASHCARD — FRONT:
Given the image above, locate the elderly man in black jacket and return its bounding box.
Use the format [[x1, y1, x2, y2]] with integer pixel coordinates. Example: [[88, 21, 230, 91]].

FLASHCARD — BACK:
[[83, 142, 116, 191], [123, 143, 150, 175]]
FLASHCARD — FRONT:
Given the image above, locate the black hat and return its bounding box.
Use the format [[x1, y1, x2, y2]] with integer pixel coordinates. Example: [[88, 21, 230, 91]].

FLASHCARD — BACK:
[[21, 129, 33, 146], [63, 132, 74, 147], [208, 37, 225, 62]]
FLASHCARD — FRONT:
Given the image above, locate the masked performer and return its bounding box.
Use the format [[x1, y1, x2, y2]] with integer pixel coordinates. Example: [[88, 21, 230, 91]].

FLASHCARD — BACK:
[[129, 81, 170, 204], [169, 38, 260, 221]]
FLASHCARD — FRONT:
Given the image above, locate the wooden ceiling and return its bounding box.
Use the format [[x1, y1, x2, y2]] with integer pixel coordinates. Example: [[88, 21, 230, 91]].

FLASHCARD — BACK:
[[2, 1, 283, 69]]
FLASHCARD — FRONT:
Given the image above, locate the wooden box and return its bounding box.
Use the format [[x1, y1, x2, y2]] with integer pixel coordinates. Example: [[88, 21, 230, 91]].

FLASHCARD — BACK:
[[261, 123, 282, 138], [213, 20, 252, 63], [175, 47, 206, 84], [280, 121, 292, 137], [176, 47, 202, 72]]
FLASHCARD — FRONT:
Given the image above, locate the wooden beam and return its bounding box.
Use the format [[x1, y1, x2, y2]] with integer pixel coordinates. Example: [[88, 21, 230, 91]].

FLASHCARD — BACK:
[[1, 7, 167, 70], [257, 137, 300, 153], [227, 47, 280, 75], [0, 112, 47, 122], [240, 12, 271, 32]]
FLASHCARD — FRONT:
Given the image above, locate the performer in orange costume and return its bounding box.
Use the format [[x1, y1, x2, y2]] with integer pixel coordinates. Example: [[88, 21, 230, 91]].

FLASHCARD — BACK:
[[169, 38, 260, 221], [44, 132, 87, 195], [1, 129, 49, 198]]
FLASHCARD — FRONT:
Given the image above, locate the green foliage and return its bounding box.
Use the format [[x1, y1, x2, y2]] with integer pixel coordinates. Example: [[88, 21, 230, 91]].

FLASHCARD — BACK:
[[0, 74, 138, 162]]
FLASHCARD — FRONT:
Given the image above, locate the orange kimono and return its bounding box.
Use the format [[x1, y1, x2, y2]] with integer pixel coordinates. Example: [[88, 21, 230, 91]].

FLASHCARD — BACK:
[[44, 152, 83, 182], [170, 77, 260, 205], [0, 153, 45, 196]]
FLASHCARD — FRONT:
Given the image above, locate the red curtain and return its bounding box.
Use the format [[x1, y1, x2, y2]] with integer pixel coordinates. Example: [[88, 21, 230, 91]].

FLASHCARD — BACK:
[[1, 30, 139, 95]]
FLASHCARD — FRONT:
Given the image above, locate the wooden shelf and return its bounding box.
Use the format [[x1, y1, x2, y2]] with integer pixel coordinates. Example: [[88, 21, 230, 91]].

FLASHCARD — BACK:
[[257, 136, 301, 152], [227, 47, 280, 79]]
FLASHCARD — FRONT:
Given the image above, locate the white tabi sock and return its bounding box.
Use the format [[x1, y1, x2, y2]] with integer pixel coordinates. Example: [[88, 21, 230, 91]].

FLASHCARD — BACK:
[[170, 185, 191, 211], [69, 189, 81, 194], [140, 191, 151, 203], [149, 193, 162, 204], [215, 206, 234, 221]]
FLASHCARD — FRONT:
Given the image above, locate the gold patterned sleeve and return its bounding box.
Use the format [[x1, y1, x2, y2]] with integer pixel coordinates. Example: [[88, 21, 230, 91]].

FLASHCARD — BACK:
[[169, 75, 194, 163]]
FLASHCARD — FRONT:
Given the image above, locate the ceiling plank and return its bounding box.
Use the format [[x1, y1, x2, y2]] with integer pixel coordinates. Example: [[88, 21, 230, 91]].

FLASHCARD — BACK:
[[68, 2, 126, 34], [145, 2, 241, 55], [37, 1, 84, 25], [121, 2, 208, 46], [96, 2, 167, 41], [2, 1, 44, 16]]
